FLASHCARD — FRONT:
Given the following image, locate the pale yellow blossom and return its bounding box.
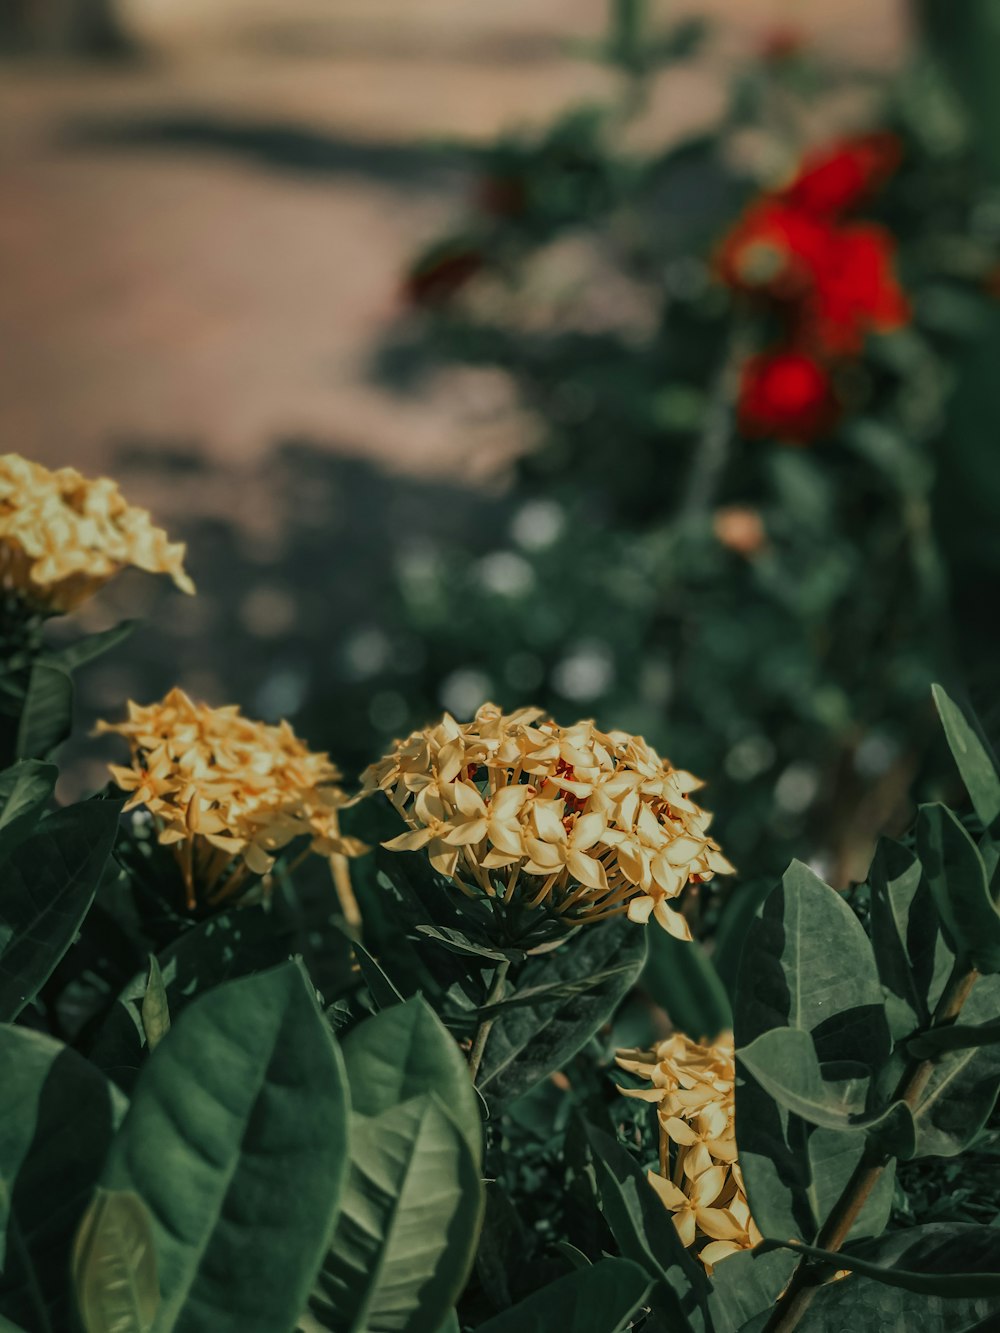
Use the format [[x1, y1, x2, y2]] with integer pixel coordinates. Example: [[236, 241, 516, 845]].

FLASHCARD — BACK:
[[98, 688, 362, 910], [616, 1030, 761, 1272], [0, 454, 193, 613], [362, 702, 733, 930]]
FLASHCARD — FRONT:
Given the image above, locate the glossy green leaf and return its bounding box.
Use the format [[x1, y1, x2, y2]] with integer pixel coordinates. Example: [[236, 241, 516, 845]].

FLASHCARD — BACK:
[[759, 1223, 1000, 1297], [0, 760, 56, 834], [0, 1027, 126, 1330], [89, 905, 306, 1094], [415, 925, 517, 963], [916, 803, 1000, 973], [583, 1124, 710, 1333], [798, 1275, 999, 1333], [736, 1028, 868, 1128], [642, 928, 731, 1040], [45, 621, 137, 674], [311, 1093, 483, 1333], [140, 957, 170, 1053], [477, 919, 646, 1104], [473, 1259, 651, 1333], [101, 961, 350, 1333], [73, 1189, 158, 1333], [932, 684, 1000, 829], [911, 972, 1000, 1156], [706, 1247, 795, 1333], [735, 861, 889, 1061], [349, 938, 406, 1009], [907, 1018, 1000, 1057], [476, 963, 639, 1016], [0, 798, 121, 1021], [341, 996, 482, 1164], [868, 837, 953, 1040], [15, 662, 72, 760], [734, 863, 894, 1244]]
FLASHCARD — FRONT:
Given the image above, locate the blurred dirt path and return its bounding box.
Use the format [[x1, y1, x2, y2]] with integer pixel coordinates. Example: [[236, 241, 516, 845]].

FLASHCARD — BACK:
[[0, 0, 907, 495]]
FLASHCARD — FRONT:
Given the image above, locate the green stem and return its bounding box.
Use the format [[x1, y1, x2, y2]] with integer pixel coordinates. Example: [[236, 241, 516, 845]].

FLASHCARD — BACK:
[[468, 959, 511, 1084], [765, 961, 980, 1332]]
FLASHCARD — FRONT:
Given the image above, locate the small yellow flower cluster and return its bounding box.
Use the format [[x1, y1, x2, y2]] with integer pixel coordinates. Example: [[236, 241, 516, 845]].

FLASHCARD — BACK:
[[0, 454, 194, 614], [98, 688, 363, 909], [361, 703, 733, 935], [617, 1031, 760, 1271]]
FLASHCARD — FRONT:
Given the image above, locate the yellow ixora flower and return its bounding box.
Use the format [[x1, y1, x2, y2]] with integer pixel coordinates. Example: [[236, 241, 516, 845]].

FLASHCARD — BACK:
[[361, 702, 734, 934], [0, 454, 194, 615], [616, 1031, 761, 1272], [97, 688, 364, 911]]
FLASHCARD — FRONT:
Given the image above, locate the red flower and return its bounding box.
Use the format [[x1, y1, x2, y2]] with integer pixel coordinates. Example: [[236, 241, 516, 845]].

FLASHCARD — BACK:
[[804, 223, 909, 355], [784, 132, 903, 217], [738, 349, 839, 443], [716, 201, 833, 300], [758, 25, 805, 63], [405, 244, 485, 307]]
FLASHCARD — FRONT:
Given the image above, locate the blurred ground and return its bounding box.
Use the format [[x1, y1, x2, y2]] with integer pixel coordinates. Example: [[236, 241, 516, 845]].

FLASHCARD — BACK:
[[1, 0, 907, 502], [0, 0, 909, 784]]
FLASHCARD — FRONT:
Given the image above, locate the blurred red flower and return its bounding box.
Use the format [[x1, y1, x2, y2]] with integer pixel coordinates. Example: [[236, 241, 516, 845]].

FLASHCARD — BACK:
[[805, 223, 909, 355], [738, 349, 839, 443], [758, 26, 805, 64], [784, 132, 903, 217], [405, 244, 485, 307], [716, 200, 832, 300]]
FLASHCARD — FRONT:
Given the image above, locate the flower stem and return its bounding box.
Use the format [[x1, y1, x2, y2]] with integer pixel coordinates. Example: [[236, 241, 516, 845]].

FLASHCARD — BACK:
[[764, 961, 980, 1332], [468, 959, 511, 1084]]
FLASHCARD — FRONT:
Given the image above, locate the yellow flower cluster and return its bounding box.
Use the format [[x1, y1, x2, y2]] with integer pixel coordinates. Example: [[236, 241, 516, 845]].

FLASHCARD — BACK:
[[617, 1031, 760, 1271], [361, 703, 733, 935], [98, 688, 363, 909], [0, 454, 194, 613]]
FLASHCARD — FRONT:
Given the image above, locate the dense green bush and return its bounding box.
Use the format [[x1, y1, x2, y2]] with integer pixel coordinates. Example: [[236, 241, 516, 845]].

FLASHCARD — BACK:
[[325, 0, 1000, 901], [1, 454, 999, 1330]]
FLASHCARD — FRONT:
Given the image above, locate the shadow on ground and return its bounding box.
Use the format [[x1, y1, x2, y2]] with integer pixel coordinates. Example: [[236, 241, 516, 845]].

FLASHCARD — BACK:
[[61, 115, 466, 190], [63, 440, 506, 791]]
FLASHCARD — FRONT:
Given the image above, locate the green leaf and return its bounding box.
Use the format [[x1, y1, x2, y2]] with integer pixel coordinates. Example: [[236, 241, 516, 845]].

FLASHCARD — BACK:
[[45, 621, 137, 674], [15, 662, 72, 760], [0, 760, 56, 834], [73, 1189, 158, 1333], [476, 962, 639, 1016], [0, 798, 121, 1021], [759, 1223, 1000, 1297], [733, 863, 894, 1245], [736, 1029, 868, 1128], [932, 684, 1000, 828], [735, 861, 889, 1062], [311, 1093, 484, 1333], [583, 1124, 709, 1333], [89, 904, 307, 1094], [415, 925, 518, 963], [472, 1259, 651, 1333], [0, 1027, 126, 1330], [910, 972, 1000, 1156], [140, 957, 170, 1053], [797, 1273, 999, 1333], [341, 996, 482, 1165], [349, 938, 406, 1009], [907, 1018, 1000, 1057], [706, 1248, 795, 1333], [916, 804, 1000, 972], [642, 928, 731, 1040], [477, 919, 646, 1104], [101, 961, 350, 1333], [868, 837, 953, 1040]]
